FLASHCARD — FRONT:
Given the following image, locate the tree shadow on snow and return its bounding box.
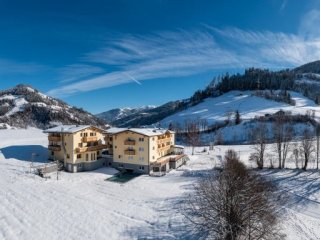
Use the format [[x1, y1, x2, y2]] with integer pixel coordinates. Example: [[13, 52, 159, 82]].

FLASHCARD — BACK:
[[0, 145, 48, 162], [259, 169, 320, 212], [121, 168, 215, 240], [121, 195, 206, 240]]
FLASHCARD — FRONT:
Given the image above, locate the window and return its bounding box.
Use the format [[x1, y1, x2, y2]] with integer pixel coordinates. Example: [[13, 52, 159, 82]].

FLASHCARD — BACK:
[[152, 147, 155, 150], [152, 156, 155, 159], [78, 164, 82, 167], [115, 146, 117, 149], [78, 143, 82, 147], [139, 157, 144, 161], [109, 137, 112, 141], [67, 154, 70, 159], [139, 137, 144, 142], [152, 137, 154, 141], [139, 166, 145, 170], [128, 156, 133, 160], [51, 151, 54, 156], [119, 164, 124, 168], [77, 154, 81, 159], [139, 147, 144, 152], [118, 155, 122, 159]]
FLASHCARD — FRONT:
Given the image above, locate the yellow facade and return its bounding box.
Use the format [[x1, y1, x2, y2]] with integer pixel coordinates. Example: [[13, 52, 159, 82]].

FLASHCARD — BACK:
[[47, 126, 106, 167], [106, 129, 175, 173]]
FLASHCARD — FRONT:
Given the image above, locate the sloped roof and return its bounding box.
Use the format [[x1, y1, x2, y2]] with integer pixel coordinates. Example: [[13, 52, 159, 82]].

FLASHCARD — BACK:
[[44, 125, 103, 134], [104, 127, 174, 137]]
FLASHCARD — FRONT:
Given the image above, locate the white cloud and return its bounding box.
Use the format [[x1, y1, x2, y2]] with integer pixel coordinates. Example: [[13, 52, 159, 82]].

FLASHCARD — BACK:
[[48, 25, 320, 97], [58, 64, 105, 83], [299, 9, 320, 40]]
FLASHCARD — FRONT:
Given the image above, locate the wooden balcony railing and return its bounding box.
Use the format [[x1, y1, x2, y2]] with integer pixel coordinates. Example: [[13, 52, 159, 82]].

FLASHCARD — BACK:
[[48, 136, 61, 142], [75, 144, 107, 153], [157, 136, 171, 144], [124, 149, 136, 155], [82, 136, 98, 142], [48, 145, 61, 151], [124, 140, 135, 145]]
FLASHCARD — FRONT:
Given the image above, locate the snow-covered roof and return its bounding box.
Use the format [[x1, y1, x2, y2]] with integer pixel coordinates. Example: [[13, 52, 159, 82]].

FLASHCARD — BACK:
[[104, 127, 174, 137], [44, 125, 102, 134], [104, 127, 128, 134], [173, 145, 184, 149]]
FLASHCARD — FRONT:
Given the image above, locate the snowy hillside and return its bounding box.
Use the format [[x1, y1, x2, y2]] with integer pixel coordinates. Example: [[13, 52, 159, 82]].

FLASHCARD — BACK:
[[161, 90, 320, 126], [0, 84, 105, 129], [0, 129, 320, 239]]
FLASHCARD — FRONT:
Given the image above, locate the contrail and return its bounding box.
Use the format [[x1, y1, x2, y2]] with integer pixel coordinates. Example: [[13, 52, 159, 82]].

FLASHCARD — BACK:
[[125, 73, 142, 85]]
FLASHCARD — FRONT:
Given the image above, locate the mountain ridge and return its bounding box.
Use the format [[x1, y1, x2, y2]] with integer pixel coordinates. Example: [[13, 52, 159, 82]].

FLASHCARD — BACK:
[[0, 84, 106, 129], [95, 60, 320, 127]]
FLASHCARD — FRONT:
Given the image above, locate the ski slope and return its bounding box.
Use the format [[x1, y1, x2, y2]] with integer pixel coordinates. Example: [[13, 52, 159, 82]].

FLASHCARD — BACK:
[[161, 90, 320, 126], [0, 129, 320, 239]]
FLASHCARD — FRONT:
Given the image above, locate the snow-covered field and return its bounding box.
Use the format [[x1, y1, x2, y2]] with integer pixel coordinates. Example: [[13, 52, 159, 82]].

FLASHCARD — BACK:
[[1, 129, 320, 239], [161, 90, 320, 126]]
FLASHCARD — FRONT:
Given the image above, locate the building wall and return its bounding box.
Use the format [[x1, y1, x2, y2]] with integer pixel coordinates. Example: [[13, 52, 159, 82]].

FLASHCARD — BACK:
[[112, 130, 150, 168], [47, 127, 106, 172], [153, 133, 175, 161], [104, 133, 114, 155], [111, 130, 176, 174], [71, 128, 104, 164]]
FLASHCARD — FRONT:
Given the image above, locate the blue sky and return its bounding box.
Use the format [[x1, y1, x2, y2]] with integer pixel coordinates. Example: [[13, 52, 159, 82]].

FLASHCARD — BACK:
[[0, 0, 319, 113]]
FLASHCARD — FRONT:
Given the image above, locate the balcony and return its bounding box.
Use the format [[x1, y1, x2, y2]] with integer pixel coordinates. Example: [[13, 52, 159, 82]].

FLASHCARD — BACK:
[[82, 136, 98, 142], [48, 145, 61, 151], [157, 136, 171, 144], [124, 149, 136, 155], [48, 136, 61, 142], [157, 142, 171, 149], [124, 140, 135, 145], [75, 144, 107, 153]]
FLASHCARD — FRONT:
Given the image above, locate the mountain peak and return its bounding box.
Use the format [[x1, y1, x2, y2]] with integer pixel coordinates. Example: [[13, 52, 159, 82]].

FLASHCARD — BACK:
[[0, 85, 106, 129]]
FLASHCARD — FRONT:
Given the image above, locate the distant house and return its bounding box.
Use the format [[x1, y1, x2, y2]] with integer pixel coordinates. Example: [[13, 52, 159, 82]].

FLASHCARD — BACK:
[[104, 128, 187, 175], [44, 125, 107, 173]]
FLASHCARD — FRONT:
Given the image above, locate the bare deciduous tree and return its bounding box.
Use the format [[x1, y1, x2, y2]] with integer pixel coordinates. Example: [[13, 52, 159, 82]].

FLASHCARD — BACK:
[[315, 124, 320, 170], [184, 120, 201, 155], [184, 150, 285, 240], [273, 114, 293, 169], [300, 129, 315, 171], [250, 122, 268, 169], [215, 129, 224, 145], [291, 143, 300, 169]]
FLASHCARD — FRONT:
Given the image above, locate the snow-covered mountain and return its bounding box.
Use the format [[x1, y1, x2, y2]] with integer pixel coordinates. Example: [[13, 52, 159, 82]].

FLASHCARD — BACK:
[[99, 61, 320, 130], [160, 90, 319, 127], [0, 84, 106, 129], [96, 106, 156, 123]]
